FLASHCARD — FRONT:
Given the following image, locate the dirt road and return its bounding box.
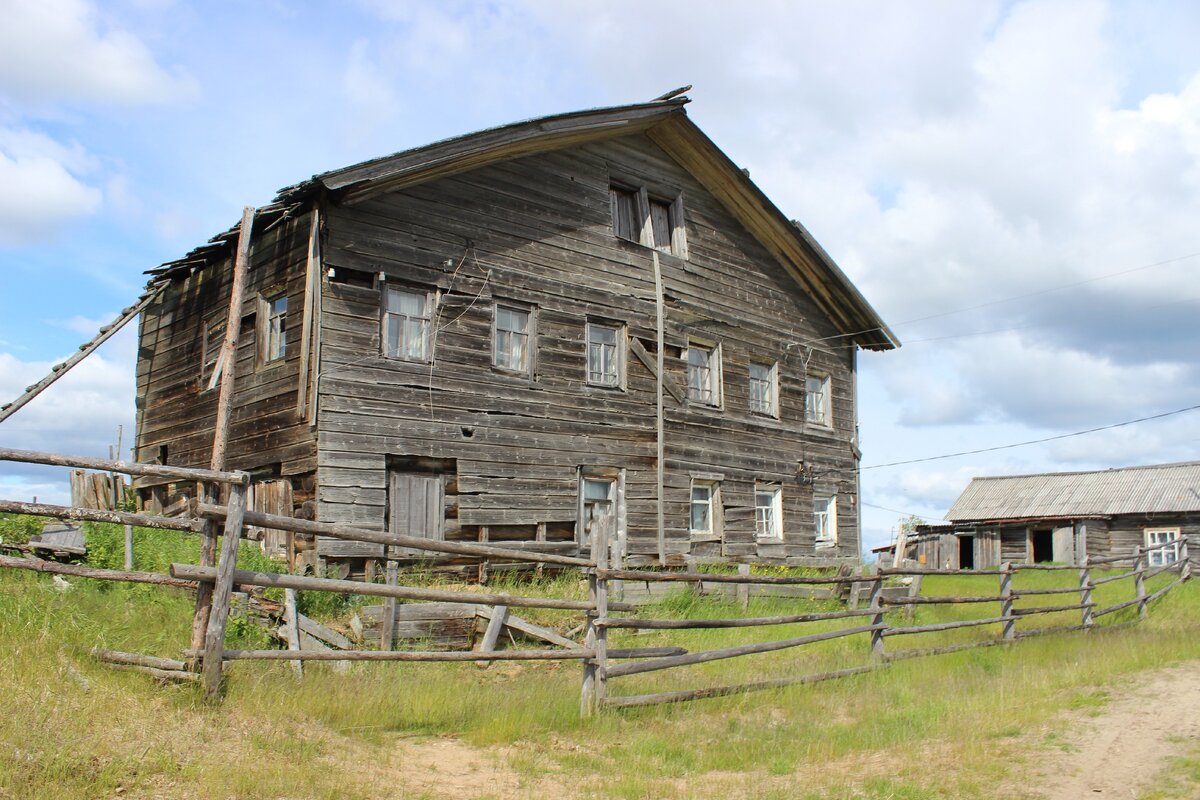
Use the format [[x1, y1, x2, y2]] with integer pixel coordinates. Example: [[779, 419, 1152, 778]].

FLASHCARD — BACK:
[[1032, 661, 1200, 798]]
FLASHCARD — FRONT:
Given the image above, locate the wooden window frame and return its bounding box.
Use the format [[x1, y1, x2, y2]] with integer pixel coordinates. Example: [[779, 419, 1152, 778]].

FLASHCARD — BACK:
[[586, 320, 625, 389], [257, 288, 287, 367], [755, 482, 784, 540], [689, 478, 721, 541], [381, 284, 435, 363], [749, 360, 780, 418], [1145, 527, 1181, 567], [814, 493, 838, 548], [492, 302, 535, 376], [805, 372, 832, 427], [199, 317, 226, 390], [609, 181, 688, 259], [686, 340, 723, 408]]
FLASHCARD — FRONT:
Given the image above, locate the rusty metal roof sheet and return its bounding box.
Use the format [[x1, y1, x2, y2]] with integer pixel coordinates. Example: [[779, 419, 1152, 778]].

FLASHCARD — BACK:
[[946, 461, 1200, 522]]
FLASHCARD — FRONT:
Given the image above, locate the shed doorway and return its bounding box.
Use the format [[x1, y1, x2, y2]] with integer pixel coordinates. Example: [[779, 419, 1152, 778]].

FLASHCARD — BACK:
[[1031, 529, 1054, 563], [958, 535, 975, 570]]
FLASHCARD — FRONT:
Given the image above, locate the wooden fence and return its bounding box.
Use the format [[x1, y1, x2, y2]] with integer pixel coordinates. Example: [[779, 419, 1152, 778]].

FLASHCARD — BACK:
[[0, 446, 1192, 715]]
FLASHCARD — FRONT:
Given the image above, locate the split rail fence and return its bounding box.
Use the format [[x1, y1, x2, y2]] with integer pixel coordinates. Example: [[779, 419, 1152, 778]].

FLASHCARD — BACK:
[[0, 446, 1192, 715]]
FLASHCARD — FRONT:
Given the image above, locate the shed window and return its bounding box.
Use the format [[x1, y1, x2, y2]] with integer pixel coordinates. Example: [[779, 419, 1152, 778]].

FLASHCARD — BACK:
[[494, 304, 532, 373], [755, 483, 783, 539], [687, 342, 721, 407], [587, 322, 623, 387], [260, 291, 287, 364], [814, 494, 837, 547], [749, 361, 779, 417], [690, 480, 719, 537], [805, 373, 831, 426], [383, 287, 432, 361], [1145, 528, 1180, 567]]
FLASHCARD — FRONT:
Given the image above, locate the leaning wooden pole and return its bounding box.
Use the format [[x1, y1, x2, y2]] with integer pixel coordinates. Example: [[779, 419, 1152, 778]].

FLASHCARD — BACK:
[[201, 481, 248, 697], [0, 285, 165, 425], [191, 206, 256, 659]]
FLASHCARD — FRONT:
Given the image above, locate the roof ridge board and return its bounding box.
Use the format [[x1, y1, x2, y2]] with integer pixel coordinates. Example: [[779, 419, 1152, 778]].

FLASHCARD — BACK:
[[969, 459, 1200, 482]]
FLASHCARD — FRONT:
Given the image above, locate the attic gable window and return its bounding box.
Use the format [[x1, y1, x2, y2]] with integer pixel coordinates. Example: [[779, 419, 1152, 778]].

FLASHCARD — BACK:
[[609, 183, 687, 258], [383, 286, 433, 362]]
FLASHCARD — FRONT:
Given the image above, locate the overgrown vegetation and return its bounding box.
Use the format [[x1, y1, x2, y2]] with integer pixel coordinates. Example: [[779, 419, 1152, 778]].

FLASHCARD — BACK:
[[2, 515, 1198, 799]]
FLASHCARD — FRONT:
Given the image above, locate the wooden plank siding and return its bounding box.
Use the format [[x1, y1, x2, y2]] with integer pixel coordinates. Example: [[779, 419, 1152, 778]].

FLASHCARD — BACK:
[[314, 133, 861, 566], [134, 211, 318, 487]]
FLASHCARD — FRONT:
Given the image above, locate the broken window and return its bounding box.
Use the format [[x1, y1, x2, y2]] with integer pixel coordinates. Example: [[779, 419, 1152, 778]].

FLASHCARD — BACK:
[[687, 341, 721, 407], [383, 286, 432, 362], [258, 290, 287, 364], [814, 494, 837, 547], [805, 373, 831, 426], [586, 321, 623, 387], [493, 304, 532, 373], [749, 361, 779, 417], [755, 483, 783, 540], [609, 183, 687, 257], [1145, 528, 1180, 566], [200, 318, 225, 389]]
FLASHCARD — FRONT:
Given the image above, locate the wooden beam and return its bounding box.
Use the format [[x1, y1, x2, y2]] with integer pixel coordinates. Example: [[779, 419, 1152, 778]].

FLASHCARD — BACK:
[[283, 588, 303, 679], [0, 285, 165, 424], [475, 604, 509, 666], [0, 554, 195, 589], [193, 205, 255, 663], [196, 503, 594, 568], [0, 499, 205, 533], [172, 563, 635, 612], [193, 648, 593, 662], [0, 448, 247, 485], [296, 209, 319, 418]]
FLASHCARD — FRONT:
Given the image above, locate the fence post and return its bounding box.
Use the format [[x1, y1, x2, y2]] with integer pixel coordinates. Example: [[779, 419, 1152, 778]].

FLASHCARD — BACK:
[[737, 563, 750, 609], [581, 521, 610, 717], [867, 567, 885, 659], [1078, 556, 1094, 631], [201, 481, 248, 698], [1000, 562, 1015, 641], [1180, 536, 1191, 582], [1135, 547, 1148, 621]]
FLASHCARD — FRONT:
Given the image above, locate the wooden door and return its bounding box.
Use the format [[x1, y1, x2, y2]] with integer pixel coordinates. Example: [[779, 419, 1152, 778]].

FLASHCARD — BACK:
[[388, 472, 445, 558], [1052, 525, 1075, 564], [581, 478, 616, 561]]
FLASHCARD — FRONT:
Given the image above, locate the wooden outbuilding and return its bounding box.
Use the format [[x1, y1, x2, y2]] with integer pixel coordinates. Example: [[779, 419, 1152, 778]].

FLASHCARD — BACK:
[[880, 462, 1200, 569], [131, 93, 897, 576]]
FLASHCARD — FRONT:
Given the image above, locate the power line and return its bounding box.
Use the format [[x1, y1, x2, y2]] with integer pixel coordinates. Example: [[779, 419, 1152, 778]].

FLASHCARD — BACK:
[[861, 501, 949, 524], [862, 402, 1200, 470]]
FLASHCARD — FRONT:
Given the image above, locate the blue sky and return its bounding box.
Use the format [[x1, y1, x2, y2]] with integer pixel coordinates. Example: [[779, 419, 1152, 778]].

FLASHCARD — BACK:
[[3, 0, 1200, 553]]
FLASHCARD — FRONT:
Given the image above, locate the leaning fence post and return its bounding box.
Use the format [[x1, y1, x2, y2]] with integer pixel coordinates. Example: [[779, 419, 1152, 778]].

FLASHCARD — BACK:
[[1135, 547, 1148, 621], [581, 521, 610, 717], [1180, 537, 1191, 582], [201, 480, 248, 698], [1000, 562, 1015, 641], [1078, 556, 1094, 631], [867, 567, 885, 659]]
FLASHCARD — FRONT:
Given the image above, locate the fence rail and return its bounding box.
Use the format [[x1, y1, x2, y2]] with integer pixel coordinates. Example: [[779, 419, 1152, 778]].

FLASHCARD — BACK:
[[0, 447, 1194, 715]]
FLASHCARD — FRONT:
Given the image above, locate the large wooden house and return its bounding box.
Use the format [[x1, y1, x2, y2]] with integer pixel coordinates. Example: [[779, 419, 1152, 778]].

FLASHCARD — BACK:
[[133, 95, 897, 576]]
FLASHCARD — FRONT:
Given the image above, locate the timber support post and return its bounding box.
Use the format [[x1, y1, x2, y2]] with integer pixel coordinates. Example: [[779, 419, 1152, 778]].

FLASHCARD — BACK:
[[581, 520, 610, 717], [999, 562, 1015, 641], [1078, 557, 1094, 631], [867, 568, 885, 659], [201, 480, 248, 698], [1180, 537, 1191, 582], [736, 563, 750, 609], [381, 559, 398, 651], [1135, 547, 1149, 620], [191, 205, 255, 660]]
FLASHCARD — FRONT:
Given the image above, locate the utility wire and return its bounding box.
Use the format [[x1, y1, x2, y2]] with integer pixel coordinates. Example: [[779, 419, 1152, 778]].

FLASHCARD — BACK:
[[861, 501, 949, 524], [862, 402, 1200, 470]]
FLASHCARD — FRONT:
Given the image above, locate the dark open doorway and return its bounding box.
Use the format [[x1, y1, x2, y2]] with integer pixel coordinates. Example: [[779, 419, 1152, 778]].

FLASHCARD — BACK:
[[958, 535, 975, 570], [1031, 529, 1054, 563]]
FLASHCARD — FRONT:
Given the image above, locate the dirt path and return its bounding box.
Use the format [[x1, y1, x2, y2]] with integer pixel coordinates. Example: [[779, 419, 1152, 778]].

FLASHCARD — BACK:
[[1032, 662, 1200, 798]]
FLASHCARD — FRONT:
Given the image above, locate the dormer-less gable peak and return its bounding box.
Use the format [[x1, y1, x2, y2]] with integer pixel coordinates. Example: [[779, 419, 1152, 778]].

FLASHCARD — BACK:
[[148, 95, 897, 351]]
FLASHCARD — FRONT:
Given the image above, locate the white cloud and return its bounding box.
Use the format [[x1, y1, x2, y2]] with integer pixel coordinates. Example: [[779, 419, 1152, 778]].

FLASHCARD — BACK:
[[0, 0, 192, 106], [0, 127, 101, 244]]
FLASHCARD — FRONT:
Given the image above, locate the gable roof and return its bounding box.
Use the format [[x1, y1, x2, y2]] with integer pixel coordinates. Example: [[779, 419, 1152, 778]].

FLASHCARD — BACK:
[[946, 461, 1200, 522], [150, 95, 897, 350]]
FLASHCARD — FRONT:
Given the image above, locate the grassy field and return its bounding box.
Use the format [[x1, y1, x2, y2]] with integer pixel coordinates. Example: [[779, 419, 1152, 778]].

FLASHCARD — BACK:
[[1, 518, 1198, 799]]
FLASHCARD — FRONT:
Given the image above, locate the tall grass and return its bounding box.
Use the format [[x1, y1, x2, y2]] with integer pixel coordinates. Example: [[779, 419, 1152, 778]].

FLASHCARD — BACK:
[[1, 517, 1198, 799]]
